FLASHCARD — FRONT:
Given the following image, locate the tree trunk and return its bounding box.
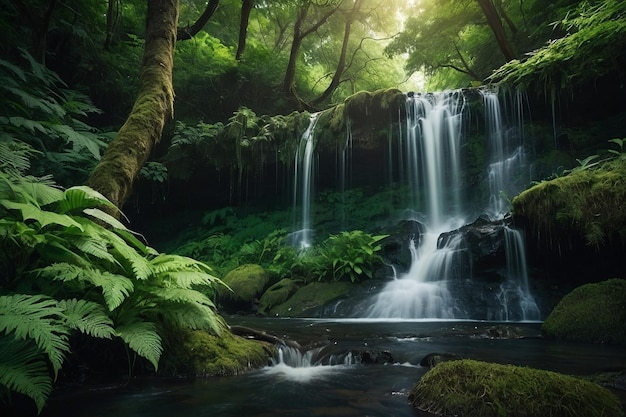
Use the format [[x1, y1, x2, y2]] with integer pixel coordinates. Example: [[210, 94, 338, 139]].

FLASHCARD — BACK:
[[88, 0, 179, 211], [235, 0, 255, 60], [475, 0, 515, 62], [312, 0, 361, 106], [177, 0, 219, 41]]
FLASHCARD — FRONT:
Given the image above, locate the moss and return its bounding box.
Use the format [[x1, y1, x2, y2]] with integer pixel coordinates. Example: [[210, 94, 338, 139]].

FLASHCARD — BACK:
[[269, 281, 352, 317], [161, 328, 275, 377], [512, 157, 626, 248], [219, 263, 269, 302], [257, 278, 299, 315], [410, 359, 625, 417], [541, 278, 626, 344]]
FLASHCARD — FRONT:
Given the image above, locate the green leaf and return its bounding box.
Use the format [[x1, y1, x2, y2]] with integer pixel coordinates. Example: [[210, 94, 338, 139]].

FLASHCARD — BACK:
[[0, 200, 83, 230], [59, 299, 115, 339], [0, 336, 52, 414], [57, 185, 117, 214], [115, 321, 162, 371], [0, 294, 70, 376]]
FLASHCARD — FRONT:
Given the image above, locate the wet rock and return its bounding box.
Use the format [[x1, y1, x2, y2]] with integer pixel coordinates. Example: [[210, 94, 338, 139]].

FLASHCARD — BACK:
[[419, 352, 461, 367], [350, 349, 394, 365], [218, 264, 269, 312], [258, 278, 299, 315]]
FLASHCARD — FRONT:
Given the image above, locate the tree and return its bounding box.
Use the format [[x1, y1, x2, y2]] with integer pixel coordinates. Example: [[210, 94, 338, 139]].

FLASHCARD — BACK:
[[88, 0, 178, 210], [475, 0, 515, 61], [281, 0, 342, 108], [177, 0, 220, 41], [236, 0, 255, 59]]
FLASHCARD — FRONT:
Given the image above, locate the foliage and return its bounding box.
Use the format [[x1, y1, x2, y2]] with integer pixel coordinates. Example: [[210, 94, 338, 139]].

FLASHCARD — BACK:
[[541, 279, 626, 344], [490, 0, 626, 91], [0, 169, 226, 412], [0, 51, 112, 185], [410, 359, 624, 417], [316, 230, 388, 282]]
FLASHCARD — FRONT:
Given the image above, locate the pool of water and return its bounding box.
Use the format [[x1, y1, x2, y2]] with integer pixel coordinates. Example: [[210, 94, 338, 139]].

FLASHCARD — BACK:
[[42, 318, 626, 417]]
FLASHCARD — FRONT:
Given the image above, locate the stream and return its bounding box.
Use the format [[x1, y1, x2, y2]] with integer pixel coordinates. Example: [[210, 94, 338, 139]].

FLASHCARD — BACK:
[[42, 317, 626, 417]]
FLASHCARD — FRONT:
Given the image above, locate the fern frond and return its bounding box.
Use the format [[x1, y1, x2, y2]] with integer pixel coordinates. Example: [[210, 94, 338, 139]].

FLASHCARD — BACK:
[[0, 336, 52, 414], [34, 263, 134, 311], [58, 299, 115, 339], [148, 287, 215, 306], [0, 294, 69, 375], [71, 234, 117, 264], [56, 185, 118, 215], [160, 270, 222, 289], [150, 253, 214, 274], [115, 320, 162, 371], [157, 302, 226, 334], [0, 200, 83, 230]]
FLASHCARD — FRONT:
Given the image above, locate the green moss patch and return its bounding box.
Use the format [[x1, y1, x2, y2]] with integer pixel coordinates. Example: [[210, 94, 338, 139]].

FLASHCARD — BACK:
[[161, 328, 274, 377], [542, 278, 626, 344], [410, 359, 624, 417], [269, 281, 352, 317], [512, 157, 626, 248]]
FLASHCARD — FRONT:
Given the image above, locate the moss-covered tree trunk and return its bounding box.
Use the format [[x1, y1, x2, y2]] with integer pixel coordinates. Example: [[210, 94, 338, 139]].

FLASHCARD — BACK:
[[89, 0, 179, 211]]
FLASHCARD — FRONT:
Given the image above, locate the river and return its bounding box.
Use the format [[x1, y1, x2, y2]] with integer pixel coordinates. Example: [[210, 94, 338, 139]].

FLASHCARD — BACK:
[[42, 317, 626, 417]]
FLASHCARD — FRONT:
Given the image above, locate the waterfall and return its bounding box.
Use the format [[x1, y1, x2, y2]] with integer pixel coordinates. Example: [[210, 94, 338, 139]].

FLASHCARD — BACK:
[[367, 92, 467, 319], [482, 88, 527, 219], [291, 113, 319, 248], [499, 227, 540, 321]]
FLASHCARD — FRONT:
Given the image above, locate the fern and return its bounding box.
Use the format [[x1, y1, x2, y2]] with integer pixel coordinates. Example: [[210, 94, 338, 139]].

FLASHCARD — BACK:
[[58, 299, 115, 339], [0, 294, 69, 376], [115, 320, 162, 371], [0, 336, 52, 414]]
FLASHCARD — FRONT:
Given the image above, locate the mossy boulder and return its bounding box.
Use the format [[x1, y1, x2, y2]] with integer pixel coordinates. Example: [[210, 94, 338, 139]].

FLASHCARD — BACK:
[[161, 328, 274, 377], [409, 359, 624, 417], [512, 157, 626, 248], [542, 278, 626, 344], [258, 278, 299, 315], [269, 281, 352, 317], [219, 264, 269, 309]]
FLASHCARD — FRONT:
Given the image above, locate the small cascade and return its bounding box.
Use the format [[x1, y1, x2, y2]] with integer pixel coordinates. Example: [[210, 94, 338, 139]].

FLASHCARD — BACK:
[[367, 232, 465, 318], [291, 113, 320, 248], [498, 227, 540, 321], [265, 345, 356, 382]]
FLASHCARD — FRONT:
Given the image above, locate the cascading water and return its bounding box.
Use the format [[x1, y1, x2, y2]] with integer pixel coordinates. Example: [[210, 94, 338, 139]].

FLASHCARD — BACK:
[[291, 113, 319, 248], [265, 345, 356, 382], [498, 227, 540, 321], [482, 88, 527, 219], [482, 89, 539, 321], [367, 92, 467, 319]]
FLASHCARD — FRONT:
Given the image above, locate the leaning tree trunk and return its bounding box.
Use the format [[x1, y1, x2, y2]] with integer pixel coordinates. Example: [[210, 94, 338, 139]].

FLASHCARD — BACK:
[[89, 0, 179, 212]]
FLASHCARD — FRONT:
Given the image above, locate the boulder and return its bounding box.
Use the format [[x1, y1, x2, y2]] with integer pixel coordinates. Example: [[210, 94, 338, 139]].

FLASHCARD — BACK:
[[410, 359, 624, 417], [219, 264, 269, 311], [269, 281, 352, 317], [542, 278, 626, 344], [258, 278, 299, 315]]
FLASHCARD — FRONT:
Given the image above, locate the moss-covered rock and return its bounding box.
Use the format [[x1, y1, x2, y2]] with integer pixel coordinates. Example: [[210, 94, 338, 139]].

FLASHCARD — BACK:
[[512, 157, 626, 248], [409, 359, 624, 417], [269, 281, 352, 317], [541, 278, 626, 344], [219, 264, 269, 308], [257, 278, 299, 315], [161, 328, 274, 377]]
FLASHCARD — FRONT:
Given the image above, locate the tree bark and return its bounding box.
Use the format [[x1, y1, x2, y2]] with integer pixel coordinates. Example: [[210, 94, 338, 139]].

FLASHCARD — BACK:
[[235, 0, 255, 60], [177, 0, 219, 41], [475, 0, 515, 62], [88, 0, 179, 211]]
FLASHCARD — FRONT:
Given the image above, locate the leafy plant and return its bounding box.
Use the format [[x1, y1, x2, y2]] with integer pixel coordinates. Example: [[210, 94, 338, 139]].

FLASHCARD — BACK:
[[608, 138, 626, 157], [0, 50, 112, 185], [316, 230, 388, 283], [0, 170, 226, 412]]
